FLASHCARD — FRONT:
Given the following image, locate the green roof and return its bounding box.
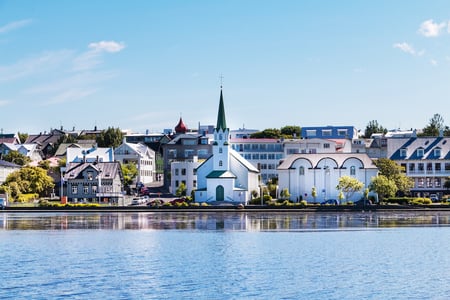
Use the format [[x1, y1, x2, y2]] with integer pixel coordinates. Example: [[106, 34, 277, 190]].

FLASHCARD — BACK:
[[216, 89, 227, 131], [206, 170, 236, 178]]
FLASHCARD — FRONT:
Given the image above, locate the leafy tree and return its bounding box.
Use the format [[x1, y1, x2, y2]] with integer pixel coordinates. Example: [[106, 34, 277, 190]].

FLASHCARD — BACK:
[[364, 120, 387, 138], [1, 166, 54, 200], [336, 176, 364, 202], [311, 186, 317, 202], [280, 188, 290, 200], [18, 132, 28, 144], [38, 160, 50, 170], [369, 175, 397, 201], [250, 128, 281, 139], [2, 150, 31, 166], [374, 158, 413, 195], [176, 182, 187, 197], [420, 113, 445, 137], [280, 125, 301, 138], [96, 127, 124, 148], [121, 162, 138, 187]]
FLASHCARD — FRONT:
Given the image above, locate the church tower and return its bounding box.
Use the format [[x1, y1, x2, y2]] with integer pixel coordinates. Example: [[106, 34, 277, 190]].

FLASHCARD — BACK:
[[213, 88, 230, 171]]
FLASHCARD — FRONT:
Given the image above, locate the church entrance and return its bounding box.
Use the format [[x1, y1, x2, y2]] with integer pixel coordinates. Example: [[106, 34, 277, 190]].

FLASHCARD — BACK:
[[216, 185, 224, 201]]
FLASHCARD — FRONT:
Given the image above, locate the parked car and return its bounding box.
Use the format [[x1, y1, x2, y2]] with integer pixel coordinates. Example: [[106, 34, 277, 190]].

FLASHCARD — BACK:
[[131, 196, 147, 205], [321, 199, 339, 205], [429, 194, 439, 202]]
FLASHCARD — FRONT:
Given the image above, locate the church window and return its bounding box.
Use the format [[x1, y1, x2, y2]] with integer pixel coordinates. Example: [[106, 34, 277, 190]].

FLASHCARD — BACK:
[[299, 166, 305, 175], [219, 134, 223, 140], [350, 166, 356, 175], [219, 147, 223, 153], [219, 160, 223, 167]]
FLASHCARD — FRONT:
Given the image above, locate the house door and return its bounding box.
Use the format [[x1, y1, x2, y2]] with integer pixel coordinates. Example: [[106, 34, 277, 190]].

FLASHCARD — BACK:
[[216, 185, 224, 201]]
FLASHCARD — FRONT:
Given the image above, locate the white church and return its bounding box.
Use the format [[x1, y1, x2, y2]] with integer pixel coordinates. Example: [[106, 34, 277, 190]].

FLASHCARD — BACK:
[[195, 89, 260, 204]]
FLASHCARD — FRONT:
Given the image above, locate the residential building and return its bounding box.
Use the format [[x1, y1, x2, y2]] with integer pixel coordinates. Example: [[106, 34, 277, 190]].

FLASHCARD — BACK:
[[301, 126, 359, 140], [0, 133, 21, 144], [195, 89, 260, 204], [0, 143, 43, 163], [277, 153, 378, 203], [170, 157, 201, 196], [230, 138, 283, 183], [114, 140, 156, 184], [63, 161, 124, 204], [25, 128, 67, 158], [388, 136, 450, 198], [66, 146, 114, 165]]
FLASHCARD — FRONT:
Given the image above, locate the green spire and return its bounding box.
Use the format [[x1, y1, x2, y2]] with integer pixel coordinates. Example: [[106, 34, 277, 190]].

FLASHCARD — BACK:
[[216, 88, 227, 131]]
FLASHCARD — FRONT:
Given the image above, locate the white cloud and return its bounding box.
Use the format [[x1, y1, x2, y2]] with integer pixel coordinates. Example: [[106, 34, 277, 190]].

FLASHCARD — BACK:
[[418, 19, 446, 37], [393, 42, 416, 55], [0, 100, 10, 106], [88, 41, 125, 53], [73, 41, 125, 71], [430, 59, 438, 66], [0, 50, 74, 82], [0, 19, 32, 34]]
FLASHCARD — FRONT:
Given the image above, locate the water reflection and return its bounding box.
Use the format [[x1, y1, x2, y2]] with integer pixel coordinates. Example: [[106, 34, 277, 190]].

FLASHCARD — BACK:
[[2, 211, 450, 231]]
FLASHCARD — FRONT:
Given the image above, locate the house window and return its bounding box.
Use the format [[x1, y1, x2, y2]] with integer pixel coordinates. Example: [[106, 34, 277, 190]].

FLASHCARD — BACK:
[[322, 130, 332, 137], [446, 163, 450, 171], [435, 178, 441, 187], [87, 171, 93, 180], [338, 129, 347, 136], [193, 180, 197, 188], [72, 185, 78, 194], [427, 163, 433, 171], [175, 169, 179, 176], [252, 154, 259, 160], [175, 180, 179, 187], [306, 130, 316, 137], [350, 166, 356, 175], [409, 164, 415, 172], [84, 185, 89, 194], [260, 154, 267, 160], [435, 163, 441, 172], [418, 163, 424, 172], [400, 149, 407, 157], [219, 160, 223, 166], [426, 178, 433, 188], [185, 149, 194, 158], [323, 143, 330, 149], [417, 148, 424, 157], [434, 148, 441, 157], [197, 149, 208, 157], [417, 178, 424, 188], [181, 168, 186, 176], [92, 185, 97, 193], [299, 166, 305, 175]]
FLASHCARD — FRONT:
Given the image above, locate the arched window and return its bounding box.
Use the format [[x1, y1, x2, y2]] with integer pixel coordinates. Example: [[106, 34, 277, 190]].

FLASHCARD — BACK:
[[219, 160, 223, 167], [299, 166, 305, 175], [219, 147, 222, 153], [350, 166, 356, 175]]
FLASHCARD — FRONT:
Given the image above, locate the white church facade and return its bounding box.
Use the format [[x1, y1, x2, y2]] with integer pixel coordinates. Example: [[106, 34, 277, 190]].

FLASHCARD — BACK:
[[277, 153, 378, 203], [195, 89, 260, 204]]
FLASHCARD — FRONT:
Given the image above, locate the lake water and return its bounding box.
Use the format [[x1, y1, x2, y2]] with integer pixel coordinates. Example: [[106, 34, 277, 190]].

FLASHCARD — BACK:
[[1, 211, 450, 299]]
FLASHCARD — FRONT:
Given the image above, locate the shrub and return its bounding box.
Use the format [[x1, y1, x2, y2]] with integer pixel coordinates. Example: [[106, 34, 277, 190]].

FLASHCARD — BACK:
[[201, 202, 209, 207], [16, 193, 39, 203]]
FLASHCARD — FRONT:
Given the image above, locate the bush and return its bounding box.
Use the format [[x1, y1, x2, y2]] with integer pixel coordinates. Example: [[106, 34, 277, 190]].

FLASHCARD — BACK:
[[16, 193, 39, 203], [200, 202, 209, 207]]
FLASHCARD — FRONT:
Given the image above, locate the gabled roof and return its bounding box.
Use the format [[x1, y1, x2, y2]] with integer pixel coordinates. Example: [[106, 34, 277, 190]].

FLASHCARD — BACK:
[[206, 170, 236, 178], [229, 148, 259, 173], [64, 161, 122, 181], [389, 137, 450, 160]]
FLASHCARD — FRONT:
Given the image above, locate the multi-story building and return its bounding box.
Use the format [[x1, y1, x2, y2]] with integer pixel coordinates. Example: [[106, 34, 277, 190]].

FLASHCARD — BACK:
[[388, 136, 450, 199], [170, 157, 201, 196], [301, 126, 359, 140], [114, 140, 156, 184], [230, 138, 283, 183]]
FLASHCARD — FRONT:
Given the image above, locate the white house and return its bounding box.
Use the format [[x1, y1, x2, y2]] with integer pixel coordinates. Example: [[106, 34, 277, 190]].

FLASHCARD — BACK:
[[277, 153, 378, 203], [195, 88, 260, 204], [170, 157, 201, 196], [114, 140, 156, 184]]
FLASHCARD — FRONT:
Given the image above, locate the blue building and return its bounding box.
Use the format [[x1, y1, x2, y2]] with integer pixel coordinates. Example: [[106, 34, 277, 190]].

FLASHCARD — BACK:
[[301, 126, 358, 139]]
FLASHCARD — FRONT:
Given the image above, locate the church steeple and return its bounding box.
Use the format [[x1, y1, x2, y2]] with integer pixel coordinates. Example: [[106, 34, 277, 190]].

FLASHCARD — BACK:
[[216, 89, 227, 131]]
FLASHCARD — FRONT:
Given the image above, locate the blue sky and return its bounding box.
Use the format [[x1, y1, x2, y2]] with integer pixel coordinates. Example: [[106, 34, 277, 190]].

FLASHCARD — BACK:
[[2, 1, 450, 134]]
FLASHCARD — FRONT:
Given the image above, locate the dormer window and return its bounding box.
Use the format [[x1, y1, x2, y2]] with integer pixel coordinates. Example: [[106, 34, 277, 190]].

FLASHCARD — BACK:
[[434, 148, 441, 157], [400, 148, 407, 157], [417, 148, 424, 157]]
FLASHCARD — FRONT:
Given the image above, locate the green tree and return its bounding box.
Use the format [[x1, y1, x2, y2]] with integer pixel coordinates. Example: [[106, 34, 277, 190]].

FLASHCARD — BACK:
[[311, 186, 317, 202], [96, 127, 124, 148], [374, 158, 413, 195], [2, 166, 54, 200], [250, 128, 281, 139], [369, 175, 398, 201], [336, 176, 364, 202], [280, 125, 301, 138], [176, 182, 187, 197], [2, 150, 31, 166], [18, 132, 28, 144], [280, 188, 290, 200], [121, 162, 138, 187], [364, 120, 387, 138], [420, 113, 445, 137]]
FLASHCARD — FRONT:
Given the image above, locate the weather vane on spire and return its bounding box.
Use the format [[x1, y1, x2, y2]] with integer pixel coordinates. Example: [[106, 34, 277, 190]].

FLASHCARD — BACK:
[[219, 74, 224, 89]]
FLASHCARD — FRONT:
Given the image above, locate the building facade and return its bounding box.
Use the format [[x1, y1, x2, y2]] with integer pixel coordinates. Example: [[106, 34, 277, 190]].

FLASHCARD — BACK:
[[114, 140, 156, 184]]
